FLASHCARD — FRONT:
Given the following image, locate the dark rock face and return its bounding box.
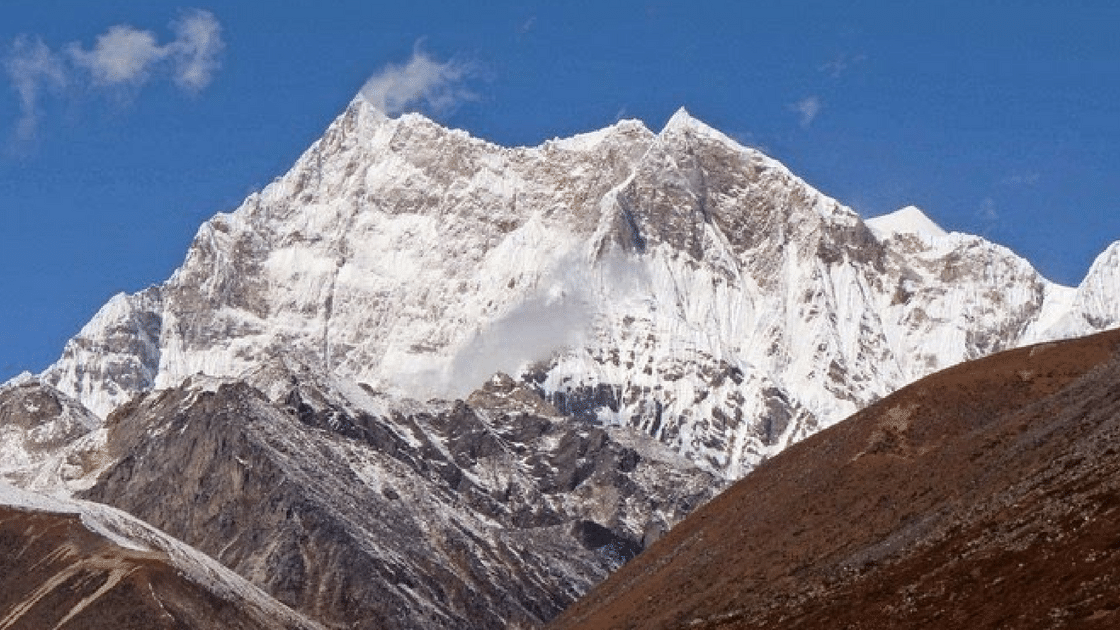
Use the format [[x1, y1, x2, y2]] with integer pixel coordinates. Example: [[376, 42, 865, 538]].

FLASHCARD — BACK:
[[0, 504, 318, 630], [571, 520, 643, 566], [81, 370, 721, 629], [551, 329, 1120, 630]]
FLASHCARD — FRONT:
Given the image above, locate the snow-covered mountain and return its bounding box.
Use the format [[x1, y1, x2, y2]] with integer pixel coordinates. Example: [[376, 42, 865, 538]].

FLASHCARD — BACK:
[[33, 96, 1120, 477], [5, 95, 1120, 629]]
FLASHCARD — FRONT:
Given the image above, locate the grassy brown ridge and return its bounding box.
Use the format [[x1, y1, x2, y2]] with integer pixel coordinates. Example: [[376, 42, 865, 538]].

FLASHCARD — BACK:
[[551, 329, 1120, 630], [0, 506, 314, 630]]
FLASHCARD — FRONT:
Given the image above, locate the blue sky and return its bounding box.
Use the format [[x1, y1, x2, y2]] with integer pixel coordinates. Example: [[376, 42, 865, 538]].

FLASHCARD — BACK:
[[2, 0, 1119, 380]]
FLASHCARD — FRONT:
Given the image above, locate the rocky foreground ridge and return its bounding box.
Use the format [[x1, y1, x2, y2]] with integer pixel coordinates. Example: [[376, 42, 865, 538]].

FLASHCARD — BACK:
[[2, 362, 719, 629], [0, 481, 321, 630]]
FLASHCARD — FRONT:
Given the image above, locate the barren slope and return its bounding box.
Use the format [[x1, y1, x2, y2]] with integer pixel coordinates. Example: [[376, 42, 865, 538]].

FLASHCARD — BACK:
[[0, 491, 320, 630], [551, 328, 1120, 629]]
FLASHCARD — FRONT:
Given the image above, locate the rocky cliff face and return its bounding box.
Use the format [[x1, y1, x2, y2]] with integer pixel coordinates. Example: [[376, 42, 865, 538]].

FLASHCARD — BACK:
[[32, 99, 1120, 479], [77, 362, 719, 629]]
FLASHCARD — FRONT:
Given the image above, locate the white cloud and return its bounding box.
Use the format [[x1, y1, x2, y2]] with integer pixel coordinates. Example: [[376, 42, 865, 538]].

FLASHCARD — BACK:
[[67, 25, 167, 86], [65, 9, 223, 91], [444, 291, 593, 396], [359, 45, 477, 116], [168, 9, 224, 92], [389, 250, 650, 399], [4, 9, 223, 140], [438, 251, 649, 397], [791, 96, 822, 128], [4, 36, 66, 140], [979, 197, 999, 221]]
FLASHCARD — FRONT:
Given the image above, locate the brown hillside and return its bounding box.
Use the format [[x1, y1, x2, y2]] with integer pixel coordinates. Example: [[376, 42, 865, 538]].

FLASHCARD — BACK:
[[0, 506, 317, 630], [551, 328, 1120, 630]]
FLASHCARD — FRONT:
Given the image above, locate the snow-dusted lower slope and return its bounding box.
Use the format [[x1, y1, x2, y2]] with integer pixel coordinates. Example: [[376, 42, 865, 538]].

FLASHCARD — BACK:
[[0, 481, 322, 629], [32, 96, 1120, 478], [77, 363, 720, 629], [0, 379, 109, 493]]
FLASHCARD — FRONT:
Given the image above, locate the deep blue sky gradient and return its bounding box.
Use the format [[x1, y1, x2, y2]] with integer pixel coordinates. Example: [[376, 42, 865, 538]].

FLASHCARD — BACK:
[[2, 0, 1119, 379]]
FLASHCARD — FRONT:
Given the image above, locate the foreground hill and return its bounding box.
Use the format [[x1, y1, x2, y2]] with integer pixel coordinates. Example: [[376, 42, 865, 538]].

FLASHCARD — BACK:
[[551, 328, 1120, 629], [0, 483, 320, 630]]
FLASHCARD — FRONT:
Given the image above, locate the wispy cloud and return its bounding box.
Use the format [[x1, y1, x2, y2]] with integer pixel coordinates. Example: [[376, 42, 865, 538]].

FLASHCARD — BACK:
[[67, 25, 167, 87], [4, 9, 223, 140], [5, 36, 66, 142], [979, 197, 999, 221], [790, 96, 822, 128], [820, 53, 867, 79], [1000, 172, 1041, 187], [359, 44, 478, 116], [168, 9, 224, 92], [65, 9, 223, 91]]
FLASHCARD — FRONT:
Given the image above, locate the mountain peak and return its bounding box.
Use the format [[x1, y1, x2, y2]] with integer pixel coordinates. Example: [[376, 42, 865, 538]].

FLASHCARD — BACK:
[[866, 205, 949, 242], [664, 106, 696, 128], [660, 106, 716, 136], [657, 107, 752, 157], [345, 91, 392, 123], [27, 93, 1120, 484], [545, 117, 653, 152]]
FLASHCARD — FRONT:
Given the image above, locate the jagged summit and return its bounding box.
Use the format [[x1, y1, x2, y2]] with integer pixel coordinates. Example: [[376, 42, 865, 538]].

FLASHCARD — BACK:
[[545, 117, 653, 153], [347, 90, 390, 119], [657, 106, 754, 154], [1041, 241, 1120, 339], [23, 100, 1120, 478], [662, 106, 700, 130]]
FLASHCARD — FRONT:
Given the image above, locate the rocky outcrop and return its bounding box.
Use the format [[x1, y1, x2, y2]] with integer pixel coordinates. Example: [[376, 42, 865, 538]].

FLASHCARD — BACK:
[[0, 379, 108, 492], [80, 366, 720, 629]]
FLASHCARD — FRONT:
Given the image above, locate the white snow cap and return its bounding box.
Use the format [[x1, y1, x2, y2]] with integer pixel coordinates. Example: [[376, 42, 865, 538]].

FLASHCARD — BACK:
[[866, 205, 949, 242], [659, 106, 745, 150], [662, 107, 720, 137], [664, 106, 698, 128]]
